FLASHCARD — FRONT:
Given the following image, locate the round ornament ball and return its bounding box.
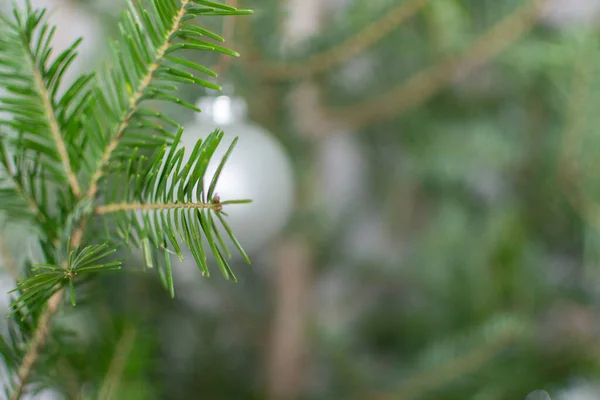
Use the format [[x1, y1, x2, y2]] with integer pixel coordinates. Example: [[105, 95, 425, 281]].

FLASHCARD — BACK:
[[541, 0, 600, 29], [179, 95, 295, 255]]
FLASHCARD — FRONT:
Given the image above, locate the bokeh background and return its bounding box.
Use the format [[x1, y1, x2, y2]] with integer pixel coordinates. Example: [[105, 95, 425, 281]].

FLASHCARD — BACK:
[[4, 0, 600, 399]]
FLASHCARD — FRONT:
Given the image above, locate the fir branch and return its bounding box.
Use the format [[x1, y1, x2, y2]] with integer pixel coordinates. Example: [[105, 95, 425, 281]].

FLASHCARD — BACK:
[[9, 289, 62, 400], [8, 261, 75, 399], [10, 244, 122, 315], [3, 2, 252, 397], [8, 244, 121, 399], [99, 129, 251, 281], [0, 6, 86, 196], [82, 0, 250, 198], [86, 0, 196, 201]]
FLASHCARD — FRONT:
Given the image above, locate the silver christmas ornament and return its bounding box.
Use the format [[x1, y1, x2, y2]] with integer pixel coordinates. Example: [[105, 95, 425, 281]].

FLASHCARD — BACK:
[[541, 0, 600, 29], [179, 95, 295, 255]]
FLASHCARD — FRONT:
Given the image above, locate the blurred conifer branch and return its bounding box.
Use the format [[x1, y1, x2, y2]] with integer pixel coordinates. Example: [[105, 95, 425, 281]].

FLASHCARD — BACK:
[[98, 325, 137, 400], [246, 0, 429, 81], [327, 0, 546, 127], [371, 315, 528, 400], [0, 0, 252, 398], [559, 35, 600, 231], [242, 0, 544, 128]]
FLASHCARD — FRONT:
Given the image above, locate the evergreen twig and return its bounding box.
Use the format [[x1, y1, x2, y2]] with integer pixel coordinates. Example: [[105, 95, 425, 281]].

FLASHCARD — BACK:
[[86, 1, 191, 202], [9, 290, 63, 400], [327, 0, 546, 127]]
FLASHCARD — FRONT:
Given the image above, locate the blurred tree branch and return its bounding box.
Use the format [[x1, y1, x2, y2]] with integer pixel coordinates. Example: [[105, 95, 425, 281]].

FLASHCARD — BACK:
[[559, 34, 600, 230], [247, 0, 428, 80], [98, 326, 137, 400], [243, 0, 545, 130], [371, 327, 518, 400], [327, 0, 547, 128]]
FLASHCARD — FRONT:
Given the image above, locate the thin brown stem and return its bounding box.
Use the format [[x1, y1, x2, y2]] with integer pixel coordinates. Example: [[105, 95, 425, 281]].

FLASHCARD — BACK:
[[0, 234, 19, 279], [9, 289, 64, 400], [30, 57, 81, 198], [86, 0, 191, 202], [95, 201, 217, 215]]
